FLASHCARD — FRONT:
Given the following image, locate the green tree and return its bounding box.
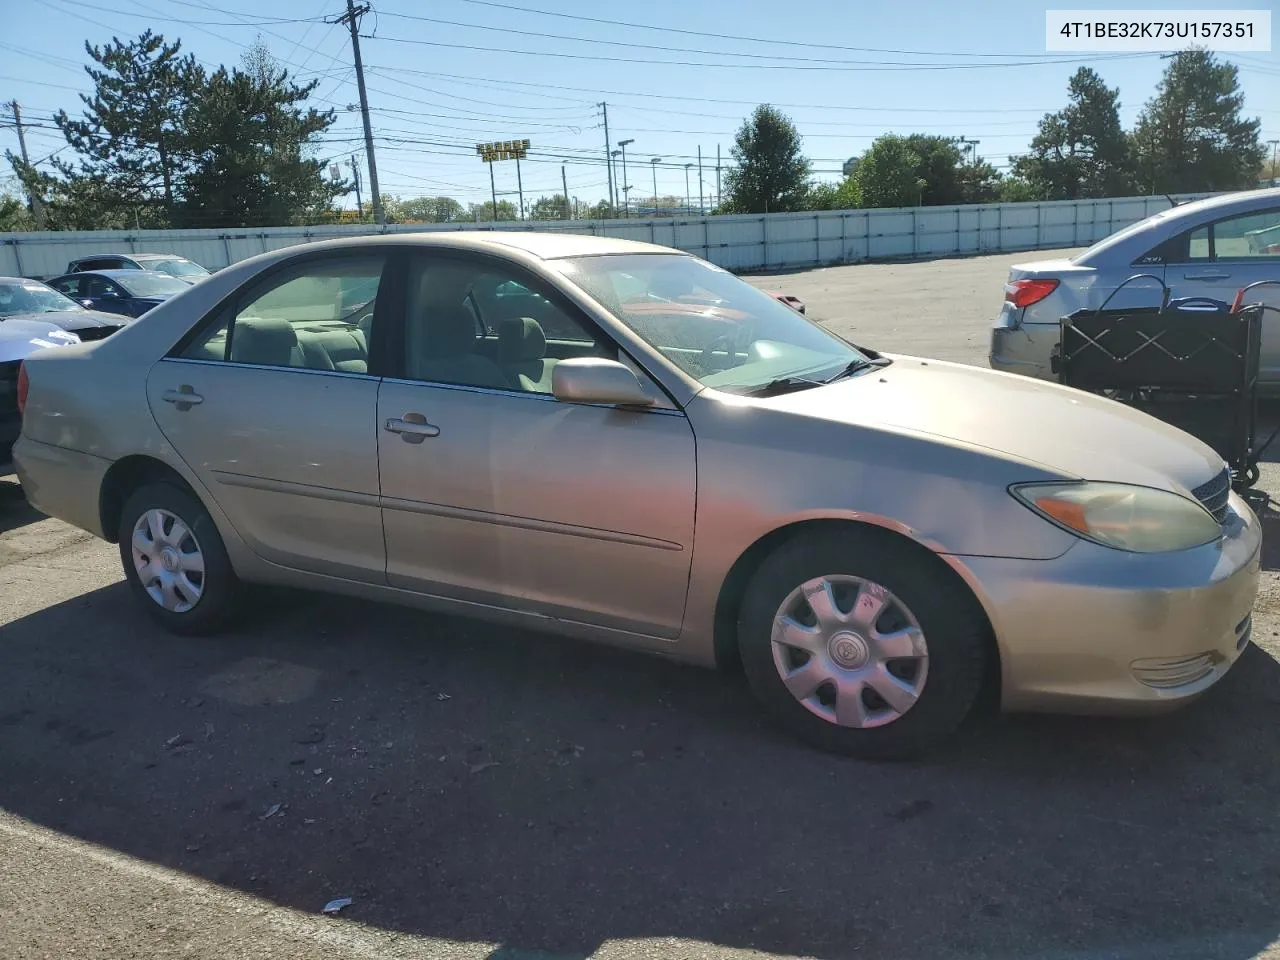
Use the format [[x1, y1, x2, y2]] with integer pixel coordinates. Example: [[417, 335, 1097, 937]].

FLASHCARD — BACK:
[[804, 179, 857, 211], [0, 193, 31, 231], [394, 195, 464, 223], [998, 177, 1041, 202], [851, 136, 925, 208], [722, 105, 811, 213], [1131, 49, 1263, 194], [177, 47, 344, 227], [901, 135, 967, 205], [529, 194, 570, 220], [583, 199, 616, 219], [468, 199, 518, 221], [1010, 68, 1135, 200], [52, 30, 204, 226]]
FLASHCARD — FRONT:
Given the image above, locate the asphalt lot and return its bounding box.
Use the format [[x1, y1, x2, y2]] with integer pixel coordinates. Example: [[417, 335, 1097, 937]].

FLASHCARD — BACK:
[[5, 247, 1280, 960]]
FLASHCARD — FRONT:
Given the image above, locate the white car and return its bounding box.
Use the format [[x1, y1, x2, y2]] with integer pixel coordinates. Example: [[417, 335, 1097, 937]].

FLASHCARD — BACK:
[[990, 187, 1280, 386]]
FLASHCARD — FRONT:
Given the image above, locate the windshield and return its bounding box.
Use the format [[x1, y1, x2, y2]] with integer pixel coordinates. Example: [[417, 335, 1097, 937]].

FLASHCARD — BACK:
[[115, 273, 191, 297], [146, 258, 210, 279], [0, 280, 84, 315], [551, 254, 865, 392]]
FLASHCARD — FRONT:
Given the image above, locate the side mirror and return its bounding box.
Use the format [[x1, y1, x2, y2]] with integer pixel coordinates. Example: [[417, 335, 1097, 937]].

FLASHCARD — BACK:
[[80, 299, 95, 308], [551, 357, 655, 408]]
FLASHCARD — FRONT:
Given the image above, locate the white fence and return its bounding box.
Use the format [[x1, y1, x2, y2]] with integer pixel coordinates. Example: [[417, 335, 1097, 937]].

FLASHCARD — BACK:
[[0, 193, 1209, 279]]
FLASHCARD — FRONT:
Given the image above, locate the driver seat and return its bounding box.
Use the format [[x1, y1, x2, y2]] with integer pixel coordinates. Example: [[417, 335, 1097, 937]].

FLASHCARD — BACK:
[[499, 317, 555, 392]]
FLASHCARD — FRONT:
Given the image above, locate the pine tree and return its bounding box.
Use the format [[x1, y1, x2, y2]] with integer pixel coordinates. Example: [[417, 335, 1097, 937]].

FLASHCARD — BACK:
[[1132, 49, 1263, 194]]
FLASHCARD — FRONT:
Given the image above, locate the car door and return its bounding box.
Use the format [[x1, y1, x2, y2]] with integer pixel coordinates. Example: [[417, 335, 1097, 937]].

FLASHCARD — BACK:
[[376, 251, 697, 639], [81, 275, 130, 315], [147, 251, 388, 582], [1164, 208, 1280, 380]]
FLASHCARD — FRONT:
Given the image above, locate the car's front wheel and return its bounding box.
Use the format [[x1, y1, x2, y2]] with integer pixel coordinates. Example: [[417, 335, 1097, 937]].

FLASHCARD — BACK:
[[738, 528, 989, 760], [117, 482, 240, 635]]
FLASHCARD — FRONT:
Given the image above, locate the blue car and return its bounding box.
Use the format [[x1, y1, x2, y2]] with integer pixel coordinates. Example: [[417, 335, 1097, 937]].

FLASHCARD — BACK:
[[47, 269, 190, 319]]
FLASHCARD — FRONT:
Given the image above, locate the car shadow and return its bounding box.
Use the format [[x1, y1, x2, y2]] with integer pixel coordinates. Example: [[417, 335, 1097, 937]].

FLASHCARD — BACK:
[[0, 477, 43, 534], [3, 583, 1280, 959]]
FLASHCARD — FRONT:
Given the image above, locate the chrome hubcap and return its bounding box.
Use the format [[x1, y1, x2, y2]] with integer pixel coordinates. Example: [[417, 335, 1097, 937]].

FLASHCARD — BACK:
[[770, 575, 928, 729], [131, 508, 205, 613]]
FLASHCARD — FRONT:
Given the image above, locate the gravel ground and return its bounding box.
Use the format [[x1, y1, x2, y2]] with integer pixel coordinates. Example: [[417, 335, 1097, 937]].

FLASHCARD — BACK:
[[3, 248, 1280, 960]]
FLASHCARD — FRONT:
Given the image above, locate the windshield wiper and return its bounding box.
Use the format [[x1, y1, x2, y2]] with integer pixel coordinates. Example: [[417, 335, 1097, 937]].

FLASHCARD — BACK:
[[821, 355, 893, 383], [740, 374, 826, 397], [738, 355, 893, 397]]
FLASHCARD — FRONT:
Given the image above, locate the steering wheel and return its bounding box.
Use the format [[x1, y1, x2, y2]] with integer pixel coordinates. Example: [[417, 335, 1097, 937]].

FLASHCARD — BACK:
[[701, 334, 737, 371]]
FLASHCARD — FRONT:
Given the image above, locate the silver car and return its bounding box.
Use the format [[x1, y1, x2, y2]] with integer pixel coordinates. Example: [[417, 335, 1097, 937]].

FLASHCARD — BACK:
[[14, 233, 1260, 759], [990, 187, 1280, 384]]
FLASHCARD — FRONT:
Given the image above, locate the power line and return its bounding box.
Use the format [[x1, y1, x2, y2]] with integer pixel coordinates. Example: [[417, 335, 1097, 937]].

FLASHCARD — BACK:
[[375, 11, 1148, 68], [440, 0, 1117, 60], [360, 33, 1158, 73]]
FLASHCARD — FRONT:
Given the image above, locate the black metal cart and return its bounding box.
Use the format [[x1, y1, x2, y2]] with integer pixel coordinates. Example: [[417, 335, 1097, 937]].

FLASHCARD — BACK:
[[1052, 274, 1265, 490]]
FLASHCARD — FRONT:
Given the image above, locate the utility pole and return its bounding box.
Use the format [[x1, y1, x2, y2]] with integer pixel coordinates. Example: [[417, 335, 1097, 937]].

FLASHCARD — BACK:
[[617, 139, 634, 217], [599, 102, 615, 213], [1269, 140, 1280, 185], [515, 153, 524, 220], [336, 0, 384, 225], [650, 158, 661, 213], [347, 155, 363, 218], [716, 145, 722, 210], [9, 101, 45, 230], [561, 165, 570, 219], [684, 163, 693, 214], [697, 146, 704, 214]]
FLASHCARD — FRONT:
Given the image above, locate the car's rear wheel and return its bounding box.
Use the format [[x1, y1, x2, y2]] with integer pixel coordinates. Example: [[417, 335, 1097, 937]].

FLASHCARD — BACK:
[[737, 529, 989, 760], [117, 482, 240, 635]]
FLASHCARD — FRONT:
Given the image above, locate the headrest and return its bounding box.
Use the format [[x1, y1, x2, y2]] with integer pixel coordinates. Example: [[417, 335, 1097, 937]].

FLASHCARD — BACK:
[[420, 299, 479, 357], [233, 316, 298, 366], [498, 316, 547, 363]]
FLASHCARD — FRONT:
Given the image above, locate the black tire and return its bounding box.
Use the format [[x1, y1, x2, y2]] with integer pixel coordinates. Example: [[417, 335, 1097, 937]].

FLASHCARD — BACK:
[[116, 482, 241, 636], [737, 528, 990, 760]]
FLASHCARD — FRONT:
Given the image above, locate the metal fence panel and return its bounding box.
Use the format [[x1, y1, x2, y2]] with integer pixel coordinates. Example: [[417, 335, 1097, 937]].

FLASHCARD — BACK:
[[0, 192, 1211, 279]]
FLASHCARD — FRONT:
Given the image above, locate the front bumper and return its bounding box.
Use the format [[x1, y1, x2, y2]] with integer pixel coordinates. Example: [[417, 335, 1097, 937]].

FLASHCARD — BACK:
[[988, 324, 1058, 381], [960, 490, 1261, 714]]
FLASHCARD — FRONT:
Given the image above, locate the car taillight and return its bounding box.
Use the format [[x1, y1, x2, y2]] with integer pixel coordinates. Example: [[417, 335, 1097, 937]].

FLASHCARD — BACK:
[[1004, 278, 1060, 309], [16, 362, 28, 416]]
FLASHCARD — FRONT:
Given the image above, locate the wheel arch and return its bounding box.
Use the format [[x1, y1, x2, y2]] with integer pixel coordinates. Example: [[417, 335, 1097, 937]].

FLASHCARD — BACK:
[[99, 455, 200, 544], [711, 517, 1002, 704]]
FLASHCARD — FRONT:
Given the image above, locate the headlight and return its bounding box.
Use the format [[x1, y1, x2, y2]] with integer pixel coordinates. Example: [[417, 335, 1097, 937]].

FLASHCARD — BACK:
[[1009, 481, 1222, 553]]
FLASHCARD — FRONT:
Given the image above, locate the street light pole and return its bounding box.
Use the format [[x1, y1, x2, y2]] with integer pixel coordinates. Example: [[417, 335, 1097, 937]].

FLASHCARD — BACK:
[[617, 139, 634, 217], [650, 157, 661, 213]]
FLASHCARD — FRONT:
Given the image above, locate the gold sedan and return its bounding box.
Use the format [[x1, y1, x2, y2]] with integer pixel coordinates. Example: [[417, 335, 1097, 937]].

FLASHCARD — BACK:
[[13, 233, 1260, 758]]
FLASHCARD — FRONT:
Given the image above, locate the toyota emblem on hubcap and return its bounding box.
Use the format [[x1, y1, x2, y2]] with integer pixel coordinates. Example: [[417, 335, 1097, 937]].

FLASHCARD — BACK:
[[829, 632, 870, 669]]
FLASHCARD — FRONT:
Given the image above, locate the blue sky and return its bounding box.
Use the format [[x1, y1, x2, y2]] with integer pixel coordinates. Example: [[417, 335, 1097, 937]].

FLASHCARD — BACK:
[[2, 0, 1278, 212]]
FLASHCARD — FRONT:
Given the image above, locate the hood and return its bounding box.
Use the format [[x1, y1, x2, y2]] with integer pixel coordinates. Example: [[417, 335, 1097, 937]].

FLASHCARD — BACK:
[[0, 317, 81, 362], [2, 309, 131, 330], [753, 356, 1224, 495]]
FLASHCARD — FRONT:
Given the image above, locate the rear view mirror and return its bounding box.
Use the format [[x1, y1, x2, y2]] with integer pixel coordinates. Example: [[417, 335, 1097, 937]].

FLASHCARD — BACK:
[[552, 357, 655, 408]]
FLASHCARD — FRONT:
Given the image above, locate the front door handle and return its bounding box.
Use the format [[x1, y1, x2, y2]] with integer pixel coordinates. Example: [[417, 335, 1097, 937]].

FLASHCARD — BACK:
[[384, 412, 440, 443], [1184, 271, 1231, 281], [161, 386, 203, 411]]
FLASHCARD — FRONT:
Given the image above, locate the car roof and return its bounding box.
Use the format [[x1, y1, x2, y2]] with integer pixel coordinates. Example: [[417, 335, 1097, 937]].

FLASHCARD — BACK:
[[269, 230, 686, 261], [0, 276, 52, 284], [53, 269, 147, 280]]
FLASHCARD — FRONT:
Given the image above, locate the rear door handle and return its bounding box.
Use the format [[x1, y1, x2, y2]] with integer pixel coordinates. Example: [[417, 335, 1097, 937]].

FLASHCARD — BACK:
[[161, 386, 203, 410], [384, 413, 440, 443], [1184, 271, 1231, 281]]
